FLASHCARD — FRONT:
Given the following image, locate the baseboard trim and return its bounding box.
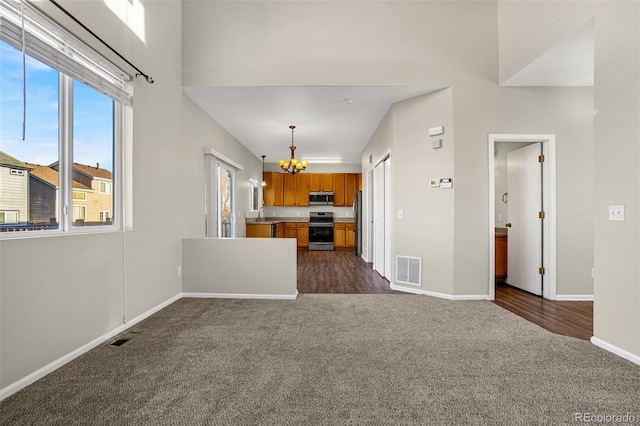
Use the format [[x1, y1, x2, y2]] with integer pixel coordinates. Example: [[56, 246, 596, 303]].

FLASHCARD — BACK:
[[182, 291, 299, 300], [0, 293, 182, 401], [591, 337, 640, 366], [390, 284, 489, 300], [554, 294, 594, 301]]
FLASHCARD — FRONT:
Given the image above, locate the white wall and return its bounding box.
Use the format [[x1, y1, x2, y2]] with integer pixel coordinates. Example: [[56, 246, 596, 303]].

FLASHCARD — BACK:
[[498, 0, 639, 360], [182, 238, 297, 297]]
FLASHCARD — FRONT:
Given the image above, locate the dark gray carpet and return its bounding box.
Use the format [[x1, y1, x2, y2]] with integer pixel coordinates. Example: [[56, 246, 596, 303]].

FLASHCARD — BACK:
[[1, 295, 638, 425]]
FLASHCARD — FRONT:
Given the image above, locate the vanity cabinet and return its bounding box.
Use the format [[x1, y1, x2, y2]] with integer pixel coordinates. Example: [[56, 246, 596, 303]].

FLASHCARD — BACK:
[[495, 234, 507, 283]]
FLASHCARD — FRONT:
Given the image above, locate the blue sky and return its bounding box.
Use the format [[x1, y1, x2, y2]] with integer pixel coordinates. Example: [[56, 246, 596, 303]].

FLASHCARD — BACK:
[[0, 40, 114, 171]]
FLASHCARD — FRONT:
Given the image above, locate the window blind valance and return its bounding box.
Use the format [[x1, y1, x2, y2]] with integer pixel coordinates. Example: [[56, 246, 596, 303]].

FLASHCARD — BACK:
[[0, 0, 131, 104]]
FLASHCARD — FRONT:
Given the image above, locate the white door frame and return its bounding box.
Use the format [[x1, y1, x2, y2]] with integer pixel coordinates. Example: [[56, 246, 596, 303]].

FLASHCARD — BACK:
[[488, 134, 557, 300], [367, 169, 374, 263]]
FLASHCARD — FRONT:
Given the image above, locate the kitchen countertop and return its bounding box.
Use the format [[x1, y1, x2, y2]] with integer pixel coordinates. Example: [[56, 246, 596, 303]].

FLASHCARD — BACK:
[[246, 217, 355, 224]]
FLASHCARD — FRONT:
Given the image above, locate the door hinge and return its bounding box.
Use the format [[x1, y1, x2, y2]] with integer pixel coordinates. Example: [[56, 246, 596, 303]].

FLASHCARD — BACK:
[[539, 267, 545, 275], [538, 155, 545, 163], [539, 211, 545, 219]]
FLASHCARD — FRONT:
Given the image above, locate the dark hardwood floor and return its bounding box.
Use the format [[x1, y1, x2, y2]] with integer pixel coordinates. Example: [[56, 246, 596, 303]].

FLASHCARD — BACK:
[[297, 250, 403, 294], [493, 282, 593, 341]]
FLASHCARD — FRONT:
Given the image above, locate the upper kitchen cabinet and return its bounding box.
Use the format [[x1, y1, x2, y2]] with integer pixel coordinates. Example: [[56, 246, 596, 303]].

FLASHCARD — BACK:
[[334, 173, 359, 206], [296, 173, 310, 206], [333, 174, 346, 206], [309, 173, 333, 192], [263, 172, 284, 206], [283, 173, 297, 206], [345, 174, 358, 206]]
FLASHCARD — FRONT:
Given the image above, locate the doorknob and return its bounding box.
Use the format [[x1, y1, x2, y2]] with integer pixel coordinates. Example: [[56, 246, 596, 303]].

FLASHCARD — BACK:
[[505, 223, 512, 228]]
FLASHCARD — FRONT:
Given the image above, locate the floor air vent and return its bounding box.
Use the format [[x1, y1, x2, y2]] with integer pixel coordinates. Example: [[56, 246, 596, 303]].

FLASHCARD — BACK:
[[396, 255, 421, 286], [110, 338, 130, 347]]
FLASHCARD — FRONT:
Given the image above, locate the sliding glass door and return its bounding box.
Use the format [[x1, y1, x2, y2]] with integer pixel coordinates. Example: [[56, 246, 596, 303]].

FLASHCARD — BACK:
[[217, 162, 234, 238]]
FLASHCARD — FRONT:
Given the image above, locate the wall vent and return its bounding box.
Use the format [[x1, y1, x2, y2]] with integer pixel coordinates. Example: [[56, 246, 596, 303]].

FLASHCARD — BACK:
[[396, 255, 421, 286]]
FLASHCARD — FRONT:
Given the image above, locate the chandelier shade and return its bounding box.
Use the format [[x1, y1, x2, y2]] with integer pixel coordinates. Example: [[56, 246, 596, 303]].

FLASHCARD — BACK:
[[279, 125, 308, 174]]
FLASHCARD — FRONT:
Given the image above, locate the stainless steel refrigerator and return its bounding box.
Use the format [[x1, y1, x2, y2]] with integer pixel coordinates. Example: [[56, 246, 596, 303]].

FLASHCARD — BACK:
[[353, 190, 363, 256]]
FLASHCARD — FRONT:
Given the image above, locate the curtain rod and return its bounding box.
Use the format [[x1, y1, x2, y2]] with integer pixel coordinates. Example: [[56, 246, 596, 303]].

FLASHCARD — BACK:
[[48, 0, 154, 84]]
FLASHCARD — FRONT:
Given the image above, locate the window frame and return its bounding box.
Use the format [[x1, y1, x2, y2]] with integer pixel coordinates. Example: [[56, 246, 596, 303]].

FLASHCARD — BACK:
[[0, 57, 126, 240], [249, 178, 262, 212]]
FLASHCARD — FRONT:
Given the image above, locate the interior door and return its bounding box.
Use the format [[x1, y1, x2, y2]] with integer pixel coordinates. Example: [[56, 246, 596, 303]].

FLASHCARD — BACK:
[[506, 143, 542, 295]]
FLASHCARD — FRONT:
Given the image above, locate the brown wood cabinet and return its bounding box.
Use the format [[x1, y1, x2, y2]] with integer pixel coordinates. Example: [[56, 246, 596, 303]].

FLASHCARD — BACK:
[[309, 173, 333, 191], [346, 222, 355, 247], [334, 222, 346, 247], [495, 234, 507, 283], [333, 174, 346, 206], [283, 174, 297, 206], [334, 222, 356, 250], [345, 174, 358, 206], [297, 222, 309, 248], [263, 172, 284, 206], [296, 173, 310, 206], [246, 223, 273, 238], [265, 172, 360, 207], [330, 173, 360, 207], [283, 222, 308, 248]]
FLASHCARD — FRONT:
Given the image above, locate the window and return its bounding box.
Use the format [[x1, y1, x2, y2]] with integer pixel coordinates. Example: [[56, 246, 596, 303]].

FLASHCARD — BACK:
[[99, 181, 112, 194], [0, 211, 20, 224], [73, 191, 87, 201], [0, 0, 130, 236], [204, 149, 243, 238], [72, 205, 86, 222], [249, 178, 262, 212]]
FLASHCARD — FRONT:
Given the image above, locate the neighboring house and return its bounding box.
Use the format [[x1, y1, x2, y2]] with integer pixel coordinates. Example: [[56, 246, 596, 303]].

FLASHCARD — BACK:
[[0, 151, 32, 225], [26, 163, 97, 225], [72, 162, 113, 223], [49, 162, 113, 223], [26, 163, 59, 225]]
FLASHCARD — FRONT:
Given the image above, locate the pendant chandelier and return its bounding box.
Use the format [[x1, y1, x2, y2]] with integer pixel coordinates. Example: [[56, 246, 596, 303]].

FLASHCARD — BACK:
[[279, 125, 308, 174]]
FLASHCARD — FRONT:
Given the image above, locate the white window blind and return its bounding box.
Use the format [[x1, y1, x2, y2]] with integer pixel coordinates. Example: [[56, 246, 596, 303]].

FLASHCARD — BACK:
[[0, 0, 131, 104]]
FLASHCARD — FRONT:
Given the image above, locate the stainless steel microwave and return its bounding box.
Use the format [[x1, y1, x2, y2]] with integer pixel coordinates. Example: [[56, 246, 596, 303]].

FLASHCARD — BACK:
[[309, 191, 334, 205]]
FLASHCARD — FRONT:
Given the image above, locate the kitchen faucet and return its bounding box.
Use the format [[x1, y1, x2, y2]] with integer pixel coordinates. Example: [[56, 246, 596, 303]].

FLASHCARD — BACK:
[[257, 206, 265, 222]]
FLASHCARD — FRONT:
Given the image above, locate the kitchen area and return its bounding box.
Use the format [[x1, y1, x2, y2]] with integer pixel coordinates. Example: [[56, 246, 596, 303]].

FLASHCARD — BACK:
[[245, 172, 362, 253]]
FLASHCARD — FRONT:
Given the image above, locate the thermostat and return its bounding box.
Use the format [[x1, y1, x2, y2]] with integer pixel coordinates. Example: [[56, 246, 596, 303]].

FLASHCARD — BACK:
[[429, 126, 445, 137], [440, 178, 453, 189]]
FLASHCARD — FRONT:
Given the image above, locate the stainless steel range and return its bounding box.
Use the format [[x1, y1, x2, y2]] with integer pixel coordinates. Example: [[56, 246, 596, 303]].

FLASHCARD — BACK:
[[308, 212, 334, 251]]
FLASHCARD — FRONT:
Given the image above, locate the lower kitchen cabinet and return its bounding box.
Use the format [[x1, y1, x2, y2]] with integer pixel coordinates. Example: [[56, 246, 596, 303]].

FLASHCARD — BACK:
[[334, 222, 355, 250], [283, 222, 308, 248], [297, 223, 309, 248], [246, 223, 273, 238]]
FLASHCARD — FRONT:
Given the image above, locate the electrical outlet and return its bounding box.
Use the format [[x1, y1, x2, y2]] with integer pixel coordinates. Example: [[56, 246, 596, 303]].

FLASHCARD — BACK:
[[608, 205, 625, 221]]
